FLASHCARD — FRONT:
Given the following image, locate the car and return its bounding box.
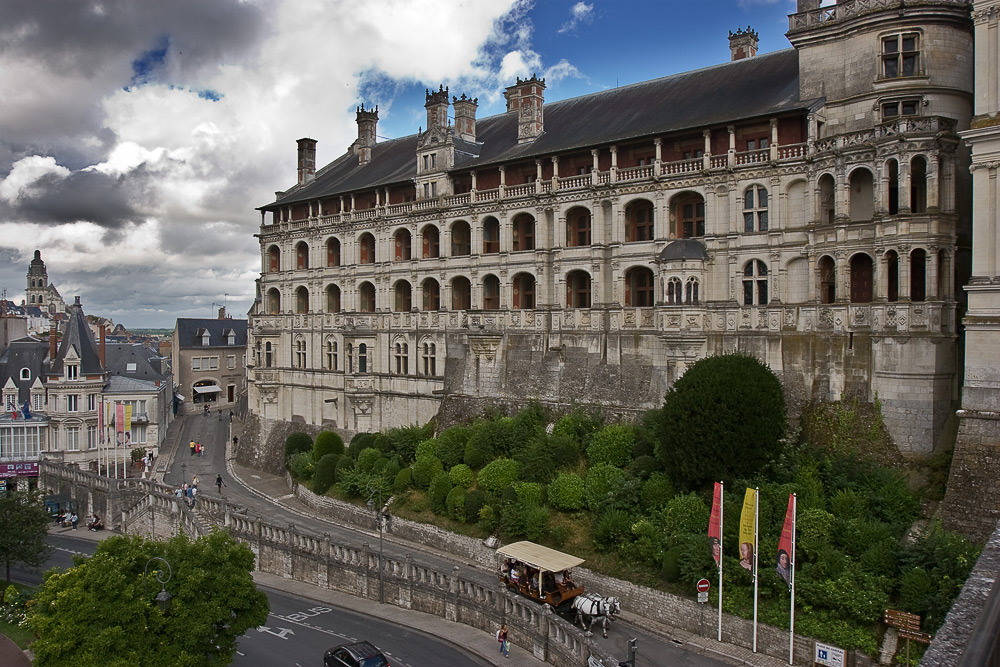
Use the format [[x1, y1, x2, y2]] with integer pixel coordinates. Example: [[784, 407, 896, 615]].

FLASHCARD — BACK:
[[323, 641, 390, 667]]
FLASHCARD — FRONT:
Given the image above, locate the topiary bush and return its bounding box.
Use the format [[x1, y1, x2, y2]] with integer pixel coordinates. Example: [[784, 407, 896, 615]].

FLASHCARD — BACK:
[[313, 431, 345, 461], [415, 439, 437, 461], [287, 451, 315, 480], [587, 424, 635, 467], [640, 473, 675, 510], [655, 352, 786, 491], [348, 433, 377, 459], [512, 481, 544, 506], [436, 426, 471, 469], [393, 467, 413, 494], [449, 464, 474, 489], [583, 463, 627, 511], [428, 472, 453, 515], [658, 492, 709, 537], [446, 486, 467, 522], [285, 432, 313, 461], [356, 448, 386, 474], [312, 453, 340, 495], [477, 457, 520, 494], [411, 455, 444, 490], [547, 473, 585, 511]]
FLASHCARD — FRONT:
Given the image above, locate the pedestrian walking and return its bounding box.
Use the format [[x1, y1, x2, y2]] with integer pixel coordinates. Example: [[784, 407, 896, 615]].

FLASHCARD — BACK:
[[190, 485, 198, 507], [203, 404, 209, 417], [199, 442, 205, 457], [189, 440, 196, 456], [233, 435, 238, 448], [192, 475, 199, 488], [497, 623, 510, 658], [216, 474, 226, 494], [70, 513, 79, 530], [229, 410, 234, 423]]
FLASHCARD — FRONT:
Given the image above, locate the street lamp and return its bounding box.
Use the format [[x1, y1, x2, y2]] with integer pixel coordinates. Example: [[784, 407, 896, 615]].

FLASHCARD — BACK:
[[366, 485, 386, 604], [144, 556, 173, 613]]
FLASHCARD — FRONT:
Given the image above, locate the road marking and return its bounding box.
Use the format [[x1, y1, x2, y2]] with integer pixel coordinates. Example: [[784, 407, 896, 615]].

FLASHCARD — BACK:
[[257, 626, 295, 639]]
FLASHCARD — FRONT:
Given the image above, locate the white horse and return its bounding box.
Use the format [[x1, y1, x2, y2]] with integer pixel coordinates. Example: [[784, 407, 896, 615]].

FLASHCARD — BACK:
[[571, 593, 621, 638]]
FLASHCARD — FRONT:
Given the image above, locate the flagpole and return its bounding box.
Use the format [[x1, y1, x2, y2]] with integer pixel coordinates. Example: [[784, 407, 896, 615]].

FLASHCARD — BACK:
[[789, 493, 797, 665], [718, 481, 724, 642], [752, 486, 759, 653]]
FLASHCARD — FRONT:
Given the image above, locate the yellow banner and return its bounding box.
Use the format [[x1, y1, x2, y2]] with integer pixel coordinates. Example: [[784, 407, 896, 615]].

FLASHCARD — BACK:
[[739, 488, 757, 572], [125, 405, 133, 447]]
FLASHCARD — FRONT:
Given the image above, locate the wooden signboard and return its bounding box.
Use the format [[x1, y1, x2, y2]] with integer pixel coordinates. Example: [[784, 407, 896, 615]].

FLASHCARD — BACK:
[[897, 629, 932, 644], [884, 609, 921, 631]]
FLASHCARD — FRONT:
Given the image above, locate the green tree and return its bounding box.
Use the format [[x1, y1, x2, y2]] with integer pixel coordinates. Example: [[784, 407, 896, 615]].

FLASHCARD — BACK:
[[29, 531, 268, 667], [284, 431, 313, 460], [313, 453, 340, 495], [0, 488, 53, 599], [313, 430, 345, 461], [655, 353, 786, 491], [587, 424, 635, 467]]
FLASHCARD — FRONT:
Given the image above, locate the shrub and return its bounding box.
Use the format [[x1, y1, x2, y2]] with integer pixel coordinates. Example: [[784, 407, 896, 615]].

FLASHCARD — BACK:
[[335, 456, 354, 481], [658, 492, 709, 538], [477, 458, 520, 494], [465, 489, 487, 524], [313, 431, 345, 461], [428, 472, 453, 515], [512, 481, 544, 506], [548, 430, 582, 469], [836, 519, 894, 559], [386, 423, 433, 462], [655, 353, 786, 491], [661, 547, 682, 582], [502, 502, 549, 541], [356, 448, 385, 474], [393, 467, 413, 493], [640, 473, 675, 510], [411, 456, 444, 490], [287, 451, 315, 480], [449, 464, 474, 489], [446, 486, 467, 522], [415, 439, 437, 461], [583, 463, 627, 511], [312, 454, 340, 494], [285, 432, 313, 461], [551, 406, 603, 450], [513, 437, 559, 484], [861, 467, 921, 527], [593, 508, 633, 552], [587, 424, 635, 467], [828, 488, 869, 522], [348, 433, 377, 459], [547, 473, 585, 511], [436, 426, 471, 468], [627, 455, 658, 480]]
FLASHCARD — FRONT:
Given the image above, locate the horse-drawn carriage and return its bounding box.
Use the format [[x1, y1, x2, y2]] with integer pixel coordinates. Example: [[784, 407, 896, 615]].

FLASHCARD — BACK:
[[496, 541, 621, 638]]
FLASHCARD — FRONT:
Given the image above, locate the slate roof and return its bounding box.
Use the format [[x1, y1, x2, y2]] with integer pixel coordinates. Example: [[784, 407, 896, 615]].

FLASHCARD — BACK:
[[263, 49, 816, 209], [48, 299, 104, 377], [174, 318, 248, 350], [104, 374, 161, 395], [0, 336, 48, 403], [658, 239, 709, 262], [104, 343, 170, 382]]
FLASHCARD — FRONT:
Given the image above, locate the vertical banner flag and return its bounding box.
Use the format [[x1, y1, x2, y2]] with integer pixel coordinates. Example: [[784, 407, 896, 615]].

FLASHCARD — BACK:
[[98, 399, 104, 443], [709, 482, 723, 567], [115, 403, 125, 443], [739, 488, 757, 574], [124, 404, 133, 447], [777, 494, 795, 588]]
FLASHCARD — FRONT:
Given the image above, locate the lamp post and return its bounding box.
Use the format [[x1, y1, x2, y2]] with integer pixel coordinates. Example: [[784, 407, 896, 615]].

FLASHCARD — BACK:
[[367, 485, 386, 604], [143, 556, 172, 613]]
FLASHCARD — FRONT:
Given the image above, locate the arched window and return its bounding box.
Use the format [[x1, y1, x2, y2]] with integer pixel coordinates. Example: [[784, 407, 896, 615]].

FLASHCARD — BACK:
[[264, 342, 273, 368], [819, 174, 836, 224], [674, 194, 705, 238], [358, 343, 369, 373], [326, 338, 338, 370], [626, 200, 654, 242], [743, 186, 768, 232], [358, 282, 376, 312], [327, 238, 341, 267], [452, 276, 471, 310], [911, 248, 926, 302], [422, 278, 440, 311], [482, 274, 500, 309], [512, 213, 535, 251], [326, 284, 341, 313], [850, 254, 874, 303], [359, 233, 376, 264], [294, 338, 307, 368], [666, 277, 682, 305], [742, 260, 769, 305], [886, 251, 899, 302], [566, 207, 591, 246], [887, 159, 900, 215], [420, 340, 437, 376], [451, 221, 471, 256], [394, 229, 412, 261], [685, 277, 700, 305], [911, 156, 927, 213], [268, 245, 280, 272], [296, 242, 309, 270], [818, 256, 836, 304], [394, 340, 409, 374], [482, 217, 500, 254], [512, 273, 536, 309], [422, 225, 440, 258], [295, 286, 310, 313], [266, 288, 281, 314], [849, 168, 875, 221], [566, 270, 592, 308], [394, 280, 412, 312], [625, 267, 655, 306]]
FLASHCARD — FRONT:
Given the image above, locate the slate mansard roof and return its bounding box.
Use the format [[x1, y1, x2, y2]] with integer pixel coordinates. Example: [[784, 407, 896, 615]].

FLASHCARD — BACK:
[[48, 299, 105, 377], [175, 318, 248, 350], [0, 336, 48, 403], [263, 48, 816, 209]]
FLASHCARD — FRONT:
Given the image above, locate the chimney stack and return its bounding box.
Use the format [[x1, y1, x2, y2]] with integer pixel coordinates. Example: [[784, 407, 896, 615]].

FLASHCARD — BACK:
[[503, 74, 546, 144], [296, 138, 317, 185], [49, 321, 57, 360], [353, 105, 378, 165], [424, 85, 450, 133], [729, 26, 759, 61], [453, 94, 479, 142]]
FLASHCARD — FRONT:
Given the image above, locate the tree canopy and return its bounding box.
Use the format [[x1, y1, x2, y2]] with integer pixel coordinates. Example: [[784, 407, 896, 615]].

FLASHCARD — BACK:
[[29, 531, 268, 667], [0, 488, 53, 599], [655, 352, 787, 490]]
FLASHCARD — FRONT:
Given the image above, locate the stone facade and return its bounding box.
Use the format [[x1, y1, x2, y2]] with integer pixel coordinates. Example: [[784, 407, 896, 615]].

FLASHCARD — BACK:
[[247, 0, 973, 458]]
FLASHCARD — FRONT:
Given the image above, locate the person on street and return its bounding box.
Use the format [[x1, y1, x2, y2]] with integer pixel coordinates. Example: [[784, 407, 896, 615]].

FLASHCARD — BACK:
[[498, 623, 509, 658], [190, 440, 196, 456], [70, 513, 78, 530], [216, 474, 226, 494]]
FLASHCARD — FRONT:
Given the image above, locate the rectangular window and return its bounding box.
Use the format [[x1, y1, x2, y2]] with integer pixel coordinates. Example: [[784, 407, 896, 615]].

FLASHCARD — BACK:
[[4, 395, 16, 412], [882, 34, 918, 78], [423, 155, 429, 171], [67, 427, 80, 451], [88, 426, 98, 450], [88, 394, 98, 411], [67, 395, 79, 412], [126, 362, 137, 372], [33, 394, 43, 412], [67, 365, 78, 380], [132, 424, 147, 444], [423, 183, 430, 198], [227, 355, 236, 369], [431, 182, 437, 197], [191, 356, 219, 371]]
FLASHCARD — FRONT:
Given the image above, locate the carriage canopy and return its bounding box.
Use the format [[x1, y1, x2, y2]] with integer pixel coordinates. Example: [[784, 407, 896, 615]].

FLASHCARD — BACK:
[[496, 541, 585, 573]]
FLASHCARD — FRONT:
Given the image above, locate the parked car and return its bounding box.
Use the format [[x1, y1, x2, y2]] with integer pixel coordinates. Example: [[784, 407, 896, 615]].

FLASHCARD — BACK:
[[323, 641, 390, 667]]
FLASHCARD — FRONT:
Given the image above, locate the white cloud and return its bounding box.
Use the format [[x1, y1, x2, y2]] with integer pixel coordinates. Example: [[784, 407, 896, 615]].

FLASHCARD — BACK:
[[557, 2, 593, 34], [0, 156, 70, 202]]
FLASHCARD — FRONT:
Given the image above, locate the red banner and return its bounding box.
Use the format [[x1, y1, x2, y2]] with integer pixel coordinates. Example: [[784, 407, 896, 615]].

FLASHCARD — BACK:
[[708, 482, 722, 566], [776, 494, 795, 587]]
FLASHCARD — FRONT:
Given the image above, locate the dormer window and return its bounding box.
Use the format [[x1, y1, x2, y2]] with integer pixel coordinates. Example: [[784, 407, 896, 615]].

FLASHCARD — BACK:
[[126, 362, 137, 373], [67, 364, 79, 380], [20, 368, 30, 381], [226, 330, 236, 345], [201, 330, 211, 346]]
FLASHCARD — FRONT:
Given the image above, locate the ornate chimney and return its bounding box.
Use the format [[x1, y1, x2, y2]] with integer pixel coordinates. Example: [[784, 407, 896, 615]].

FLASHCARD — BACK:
[[353, 105, 379, 165], [296, 138, 317, 185], [729, 26, 759, 61], [503, 74, 546, 144], [425, 85, 449, 132], [452, 94, 478, 142]]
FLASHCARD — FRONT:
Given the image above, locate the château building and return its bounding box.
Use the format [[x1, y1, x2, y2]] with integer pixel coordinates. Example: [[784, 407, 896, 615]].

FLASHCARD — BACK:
[[247, 0, 974, 460]]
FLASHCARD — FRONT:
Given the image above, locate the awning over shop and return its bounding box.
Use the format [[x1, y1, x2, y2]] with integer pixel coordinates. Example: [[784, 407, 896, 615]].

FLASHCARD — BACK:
[[193, 385, 223, 394]]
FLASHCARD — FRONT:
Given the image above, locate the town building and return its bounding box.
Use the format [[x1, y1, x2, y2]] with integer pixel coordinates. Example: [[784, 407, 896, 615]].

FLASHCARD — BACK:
[[246, 0, 974, 460], [171, 310, 248, 414]]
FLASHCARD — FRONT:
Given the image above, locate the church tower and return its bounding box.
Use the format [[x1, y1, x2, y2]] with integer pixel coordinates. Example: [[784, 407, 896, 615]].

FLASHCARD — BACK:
[[26, 250, 48, 309]]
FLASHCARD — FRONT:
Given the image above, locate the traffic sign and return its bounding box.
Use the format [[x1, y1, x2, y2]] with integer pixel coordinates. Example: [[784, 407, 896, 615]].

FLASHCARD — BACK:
[[697, 591, 709, 604], [696, 578, 711, 593]]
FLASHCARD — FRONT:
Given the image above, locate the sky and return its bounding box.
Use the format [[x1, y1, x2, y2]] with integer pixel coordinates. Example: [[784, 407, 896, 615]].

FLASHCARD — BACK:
[[0, 0, 811, 329]]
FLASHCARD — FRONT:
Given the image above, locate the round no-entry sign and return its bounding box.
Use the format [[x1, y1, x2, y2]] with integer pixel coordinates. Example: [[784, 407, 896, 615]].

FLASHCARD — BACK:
[[697, 579, 711, 593]]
